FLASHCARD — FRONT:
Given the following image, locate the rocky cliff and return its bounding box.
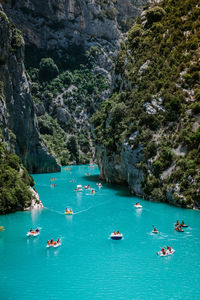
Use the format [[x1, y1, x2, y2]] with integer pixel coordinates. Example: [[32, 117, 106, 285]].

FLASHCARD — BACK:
[[2, 0, 145, 53], [1, 0, 146, 166], [0, 7, 60, 173], [91, 0, 200, 209]]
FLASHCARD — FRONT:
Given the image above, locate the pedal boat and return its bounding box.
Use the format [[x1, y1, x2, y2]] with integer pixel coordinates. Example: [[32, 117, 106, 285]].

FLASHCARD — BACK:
[[134, 204, 143, 208], [110, 233, 123, 240], [27, 231, 40, 237], [65, 210, 73, 215], [157, 249, 175, 257], [46, 242, 61, 248]]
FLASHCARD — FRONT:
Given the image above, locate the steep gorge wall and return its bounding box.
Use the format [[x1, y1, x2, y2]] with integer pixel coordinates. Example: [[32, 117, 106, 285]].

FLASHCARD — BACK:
[[91, 0, 200, 209], [1, 0, 146, 166], [2, 0, 145, 54], [0, 7, 60, 173]]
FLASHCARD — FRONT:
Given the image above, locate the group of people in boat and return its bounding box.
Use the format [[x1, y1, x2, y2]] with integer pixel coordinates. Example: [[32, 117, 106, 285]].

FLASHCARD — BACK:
[[74, 184, 96, 194], [152, 226, 158, 233], [75, 186, 82, 191], [65, 208, 73, 213], [84, 185, 91, 189], [161, 246, 172, 255], [175, 220, 187, 232], [113, 231, 120, 235], [96, 183, 102, 188], [30, 228, 39, 233], [47, 238, 60, 246]]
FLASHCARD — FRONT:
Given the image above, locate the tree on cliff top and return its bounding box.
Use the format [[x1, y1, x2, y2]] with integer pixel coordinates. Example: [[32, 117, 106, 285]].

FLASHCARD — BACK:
[[39, 58, 59, 81]]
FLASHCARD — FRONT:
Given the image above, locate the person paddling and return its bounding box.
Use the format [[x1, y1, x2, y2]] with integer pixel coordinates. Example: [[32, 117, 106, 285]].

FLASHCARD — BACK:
[[153, 226, 158, 232], [167, 245, 172, 252], [175, 220, 179, 226]]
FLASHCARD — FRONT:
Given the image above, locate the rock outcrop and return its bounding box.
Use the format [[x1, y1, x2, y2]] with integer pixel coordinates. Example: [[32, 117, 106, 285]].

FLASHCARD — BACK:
[[0, 7, 60, 173], [2, 0, 145, 54], [25, 187, 44, 210], [96, 142, 144, 195]]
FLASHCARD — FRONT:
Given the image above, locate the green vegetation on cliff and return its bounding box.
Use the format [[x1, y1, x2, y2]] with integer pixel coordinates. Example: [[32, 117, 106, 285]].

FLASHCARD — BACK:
[[26, 46, 108, 165], [0, 140, 34, 214], [91, 0, 200, 208]]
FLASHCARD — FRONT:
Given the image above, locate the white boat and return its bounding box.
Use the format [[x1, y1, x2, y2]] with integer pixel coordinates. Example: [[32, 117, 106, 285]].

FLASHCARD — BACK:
[[157, 249, 175, 257], [26, 231, 40, 237], [96, 183, 102, 187], [134, 204, 142, 208], [110, 233, 123, 240], [46, 242, 61, 248], [75, 185, 82, 191]]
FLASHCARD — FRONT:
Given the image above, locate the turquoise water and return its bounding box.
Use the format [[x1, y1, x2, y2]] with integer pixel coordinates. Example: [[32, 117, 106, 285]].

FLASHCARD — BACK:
[[0, 165, 200, 300]]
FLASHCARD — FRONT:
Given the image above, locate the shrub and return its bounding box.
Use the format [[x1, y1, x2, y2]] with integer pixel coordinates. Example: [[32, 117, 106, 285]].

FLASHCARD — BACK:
[[0, 142, 33, 214], [128, 24, 143, 49], [39, 58, 59, 81], [109, 103, 127, 126], [139, 113, 160, 130], [191, 103, 200, 114], [145, 6, 166, 26], [67, 135, 79, 163], [152, 160, 163, 176], [151, 187, 165, 202]]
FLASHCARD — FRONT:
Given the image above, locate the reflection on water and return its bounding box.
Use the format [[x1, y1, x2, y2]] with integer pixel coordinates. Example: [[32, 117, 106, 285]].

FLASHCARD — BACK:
[[135, 207, 143, 216], [31, 208, 43, 222]]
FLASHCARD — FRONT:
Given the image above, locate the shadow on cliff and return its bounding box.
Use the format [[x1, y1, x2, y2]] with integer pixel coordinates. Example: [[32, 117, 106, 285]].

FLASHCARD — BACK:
[[81, 175, 132, 197]]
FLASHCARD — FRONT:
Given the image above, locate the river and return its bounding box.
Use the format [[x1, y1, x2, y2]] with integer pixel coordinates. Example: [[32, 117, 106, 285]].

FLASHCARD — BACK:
[[0, 165, 200, 299]]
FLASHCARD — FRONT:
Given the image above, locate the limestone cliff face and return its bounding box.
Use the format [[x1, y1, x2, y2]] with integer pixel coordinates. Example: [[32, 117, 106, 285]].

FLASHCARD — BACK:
[[1, 0, 146, 166], [96, 143, 144, 196], [2, 0, 145, 53], [91, 0, 200, 209], [0, 7, 60, 173]]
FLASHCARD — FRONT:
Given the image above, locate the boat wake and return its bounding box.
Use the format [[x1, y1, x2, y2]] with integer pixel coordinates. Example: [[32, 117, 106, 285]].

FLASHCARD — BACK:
[[45, 199, 112, 216], [73, 207, 92, 215], [44, 207, 65, 216], [74, 200, 112, 215]]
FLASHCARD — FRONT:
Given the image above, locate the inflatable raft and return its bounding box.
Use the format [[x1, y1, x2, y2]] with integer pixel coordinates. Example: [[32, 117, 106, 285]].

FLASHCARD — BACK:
[[157, 249, 175, 257]]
